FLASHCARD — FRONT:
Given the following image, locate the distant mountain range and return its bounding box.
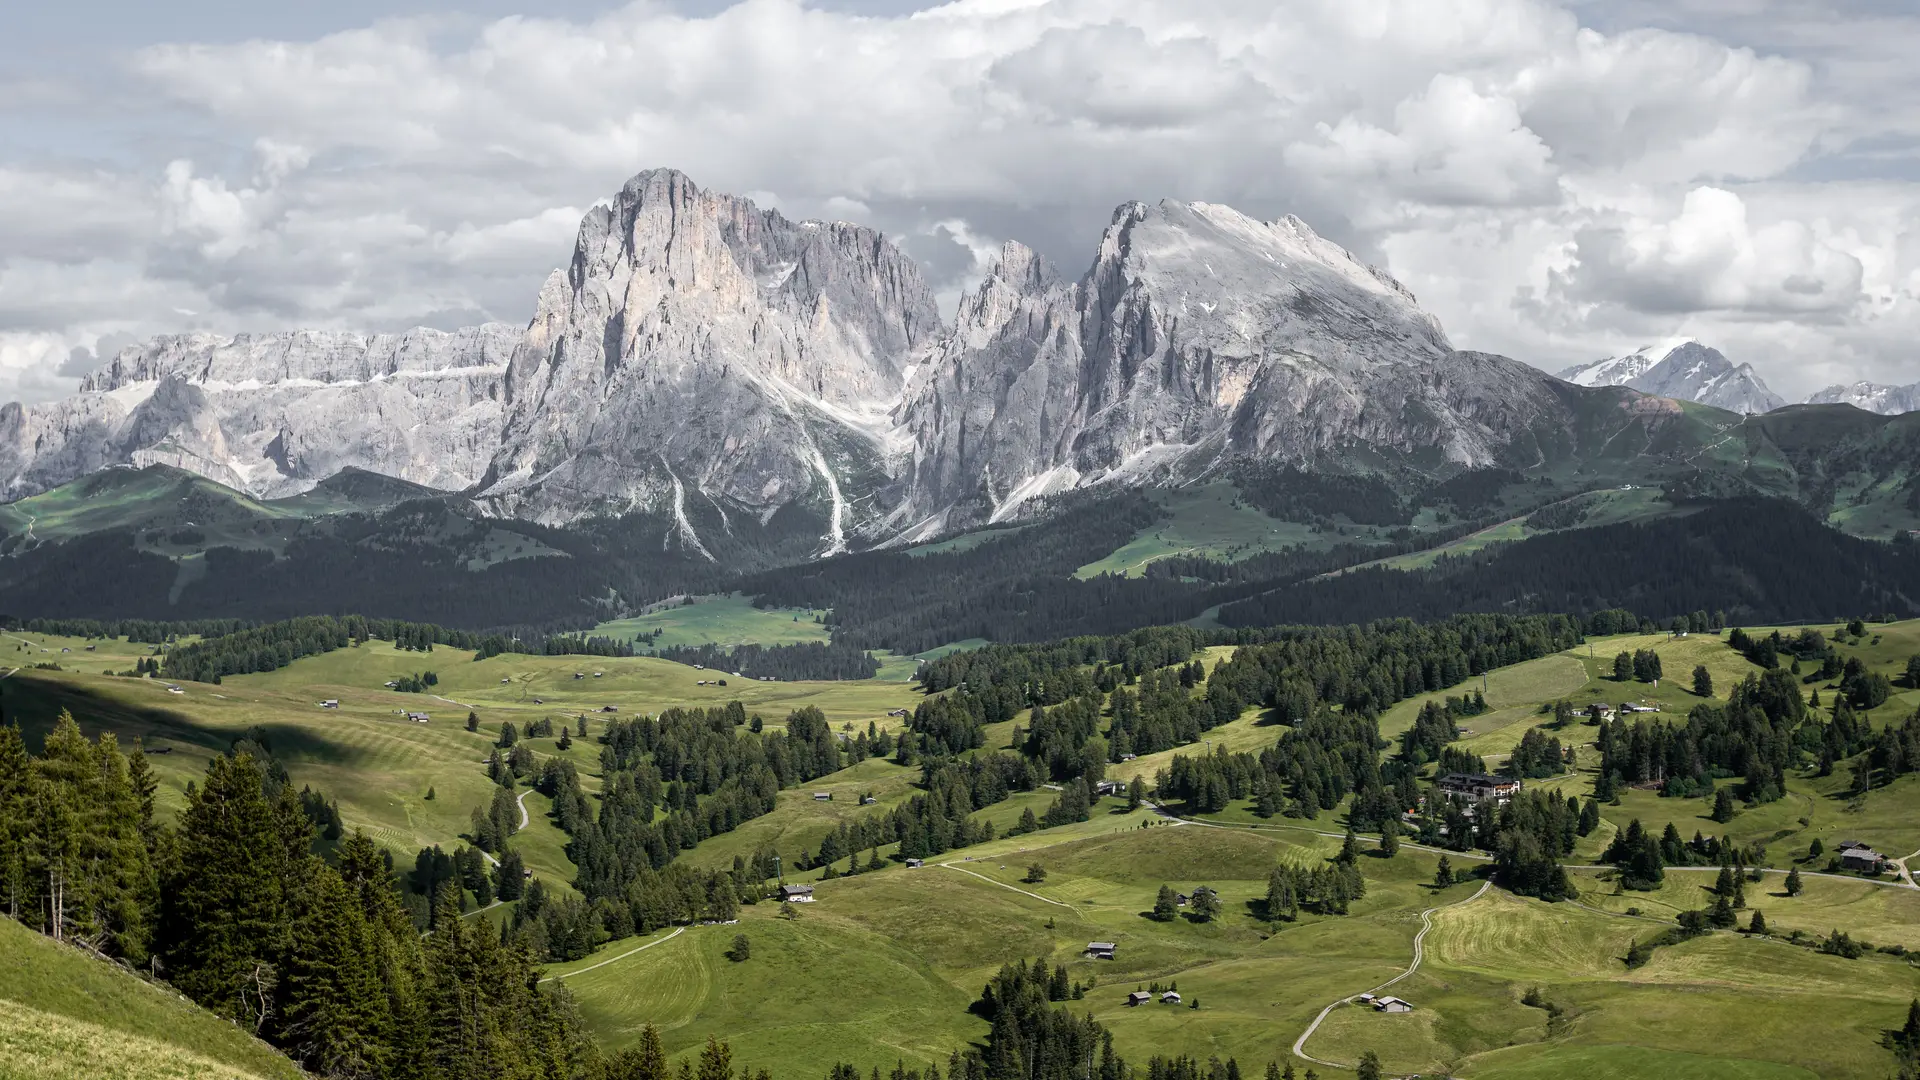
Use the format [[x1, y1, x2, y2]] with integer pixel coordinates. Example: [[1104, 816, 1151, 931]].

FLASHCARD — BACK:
[[5, 168, 1919, 591], [1807, 380, 1920, 415]]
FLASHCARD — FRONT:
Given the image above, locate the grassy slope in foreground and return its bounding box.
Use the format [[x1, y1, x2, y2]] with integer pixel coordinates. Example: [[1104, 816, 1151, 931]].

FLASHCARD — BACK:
[[0, 916, 300, 1080]]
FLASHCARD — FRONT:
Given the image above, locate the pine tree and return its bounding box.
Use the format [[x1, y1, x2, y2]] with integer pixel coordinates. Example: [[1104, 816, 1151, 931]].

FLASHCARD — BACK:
[[1747, 909, 1768, 935], [278, 865, 387, 1077], [1153, 884, 1179, 922], [1434, 856, 1453, 888], [697, 1034, 733, 1080], [1128, 775, 1144, 812], [1338, 828, 1360, 866], [1190, 886, 1221, 922], [1692, 665, 1714, 697], [1785, 867, 1803, 896], [0, 723, 29, 920], [1710, 787, 1735, 823], [1356, 1050, 1382, 1080], [613, 1024, 669, 1080], [1577, 798, 1600, 837], [1379, 817, 1400, 858], [466, 711, 479, 732], [162, 753, 296, 1025]]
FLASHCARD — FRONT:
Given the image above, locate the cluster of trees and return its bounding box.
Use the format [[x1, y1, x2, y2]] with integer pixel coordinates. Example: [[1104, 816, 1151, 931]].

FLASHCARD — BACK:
[[160, 615, 482, 683], [0, 714, 596, 1077], [390, 671, 439, 693], [969, 958, 1125, 1080], [1262, 859, 1368, 919], [652, 642, 881, 682], [1612, 649, 1663, 683], [9, 616, 248, 642], [1594, 669, 1803, 803], [473, 633, 636, 661], [1505, 728, 1569, 780]]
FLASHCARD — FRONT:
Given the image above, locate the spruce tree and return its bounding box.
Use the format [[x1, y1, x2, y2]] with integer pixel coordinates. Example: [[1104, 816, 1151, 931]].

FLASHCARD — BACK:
[[1710, 787, 1735, 823], [1379, 817, 1400, 858], [1434, 856, 1453, 888], [162, 753, 295, 1024], [1338, 828, 1360, 866], [1785, 866, 1803, 896], [1747, 909, 1768, 935], [614, 1024, 669, 1080], [1356, 1050, 1382, 1080], [278, 865, 387, 1077], [1153, 884, 1179, 922], [697, 1034, 733, 1080]]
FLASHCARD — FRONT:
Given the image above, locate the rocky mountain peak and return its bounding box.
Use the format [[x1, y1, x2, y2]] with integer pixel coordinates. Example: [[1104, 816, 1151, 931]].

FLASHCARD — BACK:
[[1558, 340, 1784, 414]]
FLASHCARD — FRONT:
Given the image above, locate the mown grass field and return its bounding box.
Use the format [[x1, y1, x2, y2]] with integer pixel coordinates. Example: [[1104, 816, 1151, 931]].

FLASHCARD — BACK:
[[0, 916, 300, 1080]]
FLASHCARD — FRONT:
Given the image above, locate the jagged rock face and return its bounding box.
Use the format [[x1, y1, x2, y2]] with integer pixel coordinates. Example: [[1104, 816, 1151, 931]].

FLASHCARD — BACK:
[[1806, 381, 1920, 415], [477, 169, 942, 551], [1558, 341, 1785, 414], [898, 200, 1566, 526], [0, 326, 517, 501]]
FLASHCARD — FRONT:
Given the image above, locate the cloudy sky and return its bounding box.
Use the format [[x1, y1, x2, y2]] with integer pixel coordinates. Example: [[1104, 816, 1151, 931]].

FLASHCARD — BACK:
[[4, 0, 1918, 403]]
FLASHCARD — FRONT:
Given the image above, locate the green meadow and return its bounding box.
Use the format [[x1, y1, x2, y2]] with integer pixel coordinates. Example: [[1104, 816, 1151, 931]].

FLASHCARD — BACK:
[[11, 616, 1920, 1078]]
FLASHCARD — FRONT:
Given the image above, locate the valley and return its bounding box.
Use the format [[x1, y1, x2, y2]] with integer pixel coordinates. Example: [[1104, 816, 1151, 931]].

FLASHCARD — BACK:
[[10, 613, 1920, 1078]]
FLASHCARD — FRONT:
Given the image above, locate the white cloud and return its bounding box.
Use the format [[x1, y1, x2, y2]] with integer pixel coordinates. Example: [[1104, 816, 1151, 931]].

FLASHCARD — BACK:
[[0, 0, 1914, 404], [1558, 185, 1865, 317]]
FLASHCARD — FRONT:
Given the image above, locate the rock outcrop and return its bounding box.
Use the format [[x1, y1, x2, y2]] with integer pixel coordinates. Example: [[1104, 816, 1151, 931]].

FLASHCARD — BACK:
[[0, 326, 517, 501], [474, 169, 942, 554]]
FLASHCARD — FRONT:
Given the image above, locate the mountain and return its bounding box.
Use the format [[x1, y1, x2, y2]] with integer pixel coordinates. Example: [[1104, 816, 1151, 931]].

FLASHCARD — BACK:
[[0, 169, 1824, 567], [897, 199, 1648, 533], [1807, 380, 1920, 415], [0, 324, 517, 504], [1556, 340, 1785, 414], [475, 169, 943, 555]]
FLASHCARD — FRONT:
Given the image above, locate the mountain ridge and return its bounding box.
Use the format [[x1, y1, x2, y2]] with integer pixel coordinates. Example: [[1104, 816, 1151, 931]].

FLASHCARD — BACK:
[[0, 167, 1854, 559]]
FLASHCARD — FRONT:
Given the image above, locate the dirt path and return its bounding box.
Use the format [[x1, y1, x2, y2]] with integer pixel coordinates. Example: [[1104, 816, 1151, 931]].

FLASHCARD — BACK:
[[517, 789, 531, 830], [1292, 879, 1491, 1069], [539, 926, 686, 983], [939, 862, 1076, 910]]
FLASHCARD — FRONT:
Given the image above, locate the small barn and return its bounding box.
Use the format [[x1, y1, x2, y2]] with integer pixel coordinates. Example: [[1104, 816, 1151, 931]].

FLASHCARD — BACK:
[[1127, 991, 1151, 1007], [813, 792, 833, 801], [1160, 992, 1181, 1004], [1841, 846, 1887, 872], [905, 859, 924, 869], [1374, 996, 1413, 1013], [1086, 942, 1116, 960], [779, 884, 815, 903]]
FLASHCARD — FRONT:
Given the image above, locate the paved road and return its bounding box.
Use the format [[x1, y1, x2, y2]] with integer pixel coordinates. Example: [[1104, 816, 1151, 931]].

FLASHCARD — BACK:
[[539, 926, 686, 983], [1292, 880, 1492, 1070]]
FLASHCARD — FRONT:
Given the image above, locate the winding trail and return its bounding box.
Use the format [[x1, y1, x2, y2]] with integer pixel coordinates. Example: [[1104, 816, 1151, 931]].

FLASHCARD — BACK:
[[939, 862, 1076, 910], [539, 926, 686, 983], [1293, 880, 1491, 1070], [517, 789, 531, 831]]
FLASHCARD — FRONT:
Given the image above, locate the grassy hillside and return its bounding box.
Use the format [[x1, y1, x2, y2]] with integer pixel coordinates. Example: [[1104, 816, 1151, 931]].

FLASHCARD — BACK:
[[0, 916, 300, 1080], [0, 631, 923, 887], [13, 617, 1920, 1077]]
